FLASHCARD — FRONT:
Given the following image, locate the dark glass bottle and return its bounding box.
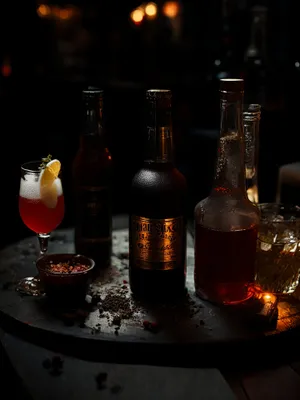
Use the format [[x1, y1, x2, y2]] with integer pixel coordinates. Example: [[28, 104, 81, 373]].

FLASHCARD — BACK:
[[194, 79, 259, 305], [243, 6, 268, 105], [72, 88, 112, 272], [129, 89, 187, 301]]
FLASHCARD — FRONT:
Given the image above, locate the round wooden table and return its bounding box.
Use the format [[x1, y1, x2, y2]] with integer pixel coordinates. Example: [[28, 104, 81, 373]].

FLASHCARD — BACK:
[[1, 215, 300, 369]]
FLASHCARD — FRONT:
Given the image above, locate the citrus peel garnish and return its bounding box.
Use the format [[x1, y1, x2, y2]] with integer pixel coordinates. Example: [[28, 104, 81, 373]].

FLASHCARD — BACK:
[[39, 159, 61, 208]]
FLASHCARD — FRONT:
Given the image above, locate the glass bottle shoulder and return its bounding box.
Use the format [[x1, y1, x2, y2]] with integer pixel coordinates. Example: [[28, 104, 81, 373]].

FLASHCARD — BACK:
[[131, 162, 187, 193], [194, 192, 260, 231]]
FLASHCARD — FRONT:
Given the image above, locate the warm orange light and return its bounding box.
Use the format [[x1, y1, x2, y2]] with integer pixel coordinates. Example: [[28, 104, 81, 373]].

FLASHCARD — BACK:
[[131, 8, 144, 24], [59, 8, 72, 20], [262, 293, 277, 304], [163, 1, 179, 18], [145, 2, 157, 18], [37, 4, 50, 18], [52, 6, 60, 18]]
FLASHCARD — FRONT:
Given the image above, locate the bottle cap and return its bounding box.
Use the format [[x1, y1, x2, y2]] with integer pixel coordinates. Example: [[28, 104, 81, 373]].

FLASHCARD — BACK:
[[146, 89, 172, 109], [220, 79, 244, 94], [243, 103, 261, 121], [247, 104, 261, 112], [82, 87, 104, 98], [146, 89, 172, 100]]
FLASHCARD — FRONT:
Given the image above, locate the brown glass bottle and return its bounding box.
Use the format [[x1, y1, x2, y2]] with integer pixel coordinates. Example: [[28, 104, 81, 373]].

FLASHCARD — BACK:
[[129, 89, 187, 301], [72, 88, 112, 271]]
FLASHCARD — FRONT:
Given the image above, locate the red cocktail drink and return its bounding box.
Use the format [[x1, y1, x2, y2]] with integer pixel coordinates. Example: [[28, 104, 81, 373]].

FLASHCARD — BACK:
[[16, 159, 65, 296], [19, 193, 64, 233]]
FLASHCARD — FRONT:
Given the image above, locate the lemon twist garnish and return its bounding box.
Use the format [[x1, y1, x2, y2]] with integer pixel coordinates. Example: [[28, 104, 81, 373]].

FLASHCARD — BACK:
[[39, 159, 61, 208]]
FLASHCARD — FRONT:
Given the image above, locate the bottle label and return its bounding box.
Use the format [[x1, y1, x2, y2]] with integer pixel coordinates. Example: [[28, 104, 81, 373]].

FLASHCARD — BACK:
[[130, 215, 185, 270], [77, 186, 111, 242]]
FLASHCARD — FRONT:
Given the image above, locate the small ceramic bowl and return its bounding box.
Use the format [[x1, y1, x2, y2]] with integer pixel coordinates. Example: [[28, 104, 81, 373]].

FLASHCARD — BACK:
[[36, 254, 95, 305]]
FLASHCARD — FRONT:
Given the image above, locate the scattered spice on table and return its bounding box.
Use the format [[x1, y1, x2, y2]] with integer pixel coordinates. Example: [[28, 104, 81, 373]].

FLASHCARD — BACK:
[[87, 279, 209, 335], [98, 286, 137, 323], [91, 323, 101, 334], [112, 315, 121, 326], [42, 355, 64, 377]]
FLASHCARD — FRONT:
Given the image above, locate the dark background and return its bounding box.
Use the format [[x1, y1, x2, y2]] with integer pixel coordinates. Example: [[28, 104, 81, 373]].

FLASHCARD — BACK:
[[0, 0, 299, 248]]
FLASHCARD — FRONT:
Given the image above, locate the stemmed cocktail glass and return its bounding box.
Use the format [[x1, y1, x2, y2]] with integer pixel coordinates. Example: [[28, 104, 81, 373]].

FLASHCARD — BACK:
[[17, 158, 65, 295]]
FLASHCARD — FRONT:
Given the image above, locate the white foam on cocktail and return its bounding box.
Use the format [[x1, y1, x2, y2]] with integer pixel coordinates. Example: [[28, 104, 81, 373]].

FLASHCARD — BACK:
[[19, 175, 63, 199]]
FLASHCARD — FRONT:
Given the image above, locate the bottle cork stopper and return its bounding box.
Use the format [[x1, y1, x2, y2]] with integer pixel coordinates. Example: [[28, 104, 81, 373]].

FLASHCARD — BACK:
[[220, 79, 244, 93]]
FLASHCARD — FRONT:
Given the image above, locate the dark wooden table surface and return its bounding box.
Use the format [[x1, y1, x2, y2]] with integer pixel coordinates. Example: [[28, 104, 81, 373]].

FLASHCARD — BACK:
[[1, 215, 300, 399]]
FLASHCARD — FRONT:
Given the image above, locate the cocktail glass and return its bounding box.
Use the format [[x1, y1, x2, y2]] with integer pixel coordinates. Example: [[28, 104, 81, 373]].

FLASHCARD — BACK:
[[17, 160, 65, 296], [256, 203, 300, 294]]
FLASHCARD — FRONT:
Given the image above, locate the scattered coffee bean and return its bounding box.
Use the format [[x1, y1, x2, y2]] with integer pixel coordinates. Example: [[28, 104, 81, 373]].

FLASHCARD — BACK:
[[52, 356, 64, 370], [43, 356, 64, 377], [112, 315, 121, 326]]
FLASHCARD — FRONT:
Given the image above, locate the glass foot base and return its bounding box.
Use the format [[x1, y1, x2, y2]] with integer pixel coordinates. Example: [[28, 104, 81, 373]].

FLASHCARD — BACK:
[[16, 277, 43, 296]]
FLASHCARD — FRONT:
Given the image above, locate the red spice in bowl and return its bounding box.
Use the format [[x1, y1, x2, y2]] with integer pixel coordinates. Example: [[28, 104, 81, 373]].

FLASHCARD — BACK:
[[46, 262, 90, 274], [36, 254, 95, 304]]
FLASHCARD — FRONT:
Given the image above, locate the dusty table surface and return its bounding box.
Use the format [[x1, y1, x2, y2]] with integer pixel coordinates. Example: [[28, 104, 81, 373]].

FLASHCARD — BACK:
[[1, 215, 300, 369], [2, 326, 300, 400], [0, 327, 236, 400]]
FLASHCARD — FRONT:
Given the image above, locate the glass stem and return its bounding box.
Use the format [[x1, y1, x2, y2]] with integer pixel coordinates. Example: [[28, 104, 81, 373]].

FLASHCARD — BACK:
[[38, 233, 50, 256]]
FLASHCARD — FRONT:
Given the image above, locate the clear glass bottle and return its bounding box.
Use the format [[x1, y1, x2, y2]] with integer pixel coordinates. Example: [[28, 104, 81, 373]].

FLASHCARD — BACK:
[[244, 104, 261, 204], [194, 79, 260, 305]]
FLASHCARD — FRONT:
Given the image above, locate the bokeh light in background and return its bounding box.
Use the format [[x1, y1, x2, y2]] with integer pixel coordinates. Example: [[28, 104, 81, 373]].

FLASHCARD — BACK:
[[130, 2, 179, 26], [130, 7, 144, 25], [145, 2, 157, 19], [163, 1, 179, 18], [37, 4, 50, 18], [37, 4, 78, 20]]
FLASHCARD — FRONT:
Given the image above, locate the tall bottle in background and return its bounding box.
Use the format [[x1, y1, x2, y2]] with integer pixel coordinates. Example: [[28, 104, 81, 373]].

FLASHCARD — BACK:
[[244, 104, 261, 204], [194, 79, 259, 305], [129, 89, 187, 301], [243, 6, 268, 105], [209, 0, 238, 82], [72, 88, 112, 271]]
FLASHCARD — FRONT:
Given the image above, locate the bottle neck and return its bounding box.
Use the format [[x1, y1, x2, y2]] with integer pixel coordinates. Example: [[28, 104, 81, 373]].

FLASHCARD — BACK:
[[145, 104, 173, 163], [212, 95, 246, 196], [246, 7, 267, 64], [81, 99, 104, 148], [244, 105, 261, 172]]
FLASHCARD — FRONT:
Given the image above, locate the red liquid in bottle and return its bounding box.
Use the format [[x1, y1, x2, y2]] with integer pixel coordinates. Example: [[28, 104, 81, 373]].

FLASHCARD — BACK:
[[194, 224, 258, 305]]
